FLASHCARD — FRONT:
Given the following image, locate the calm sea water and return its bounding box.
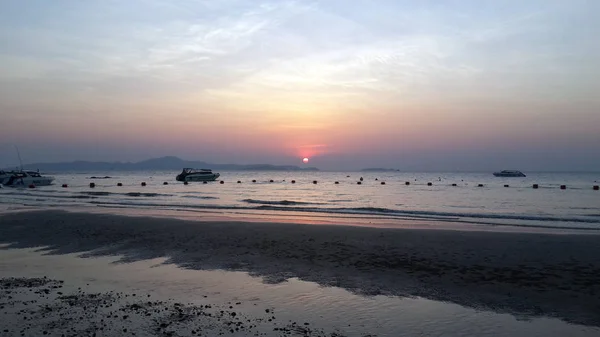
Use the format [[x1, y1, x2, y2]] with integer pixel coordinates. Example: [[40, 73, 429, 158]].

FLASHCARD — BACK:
[[1, 170, 599, 230]]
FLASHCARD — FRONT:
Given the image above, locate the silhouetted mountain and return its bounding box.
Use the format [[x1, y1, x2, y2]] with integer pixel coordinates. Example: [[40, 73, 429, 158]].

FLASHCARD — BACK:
[[13, 156, 319, 172]]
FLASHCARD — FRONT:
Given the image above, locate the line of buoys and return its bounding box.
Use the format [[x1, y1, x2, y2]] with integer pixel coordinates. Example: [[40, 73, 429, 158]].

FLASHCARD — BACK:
[[65, 179, 600, 191], [28, 184, 35, 189]]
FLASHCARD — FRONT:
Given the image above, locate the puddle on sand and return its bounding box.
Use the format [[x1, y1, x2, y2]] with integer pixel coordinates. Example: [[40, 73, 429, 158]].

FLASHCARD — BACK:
[[0, 247, 598, 337]]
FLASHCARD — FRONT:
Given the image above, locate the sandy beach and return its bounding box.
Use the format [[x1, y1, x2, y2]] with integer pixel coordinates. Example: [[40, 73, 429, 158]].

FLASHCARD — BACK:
[[1, 210, 600, 336]]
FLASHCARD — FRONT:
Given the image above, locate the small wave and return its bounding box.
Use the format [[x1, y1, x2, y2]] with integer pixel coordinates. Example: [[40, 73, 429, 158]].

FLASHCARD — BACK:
[[66, 199, 600, 228], [254, 205, 600, 224], [242, 199, 323, 206], [80, 191, 171, 197], [81, 191, 112, 196], [182, 195, 219, 200], [328, 199, 353, 203], [69, 195, 97, 199], [124, 192, 172, 197]]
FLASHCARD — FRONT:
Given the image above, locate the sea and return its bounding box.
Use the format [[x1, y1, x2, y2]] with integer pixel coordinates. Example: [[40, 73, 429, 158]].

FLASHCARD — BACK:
[[1, 170, 599, 231]]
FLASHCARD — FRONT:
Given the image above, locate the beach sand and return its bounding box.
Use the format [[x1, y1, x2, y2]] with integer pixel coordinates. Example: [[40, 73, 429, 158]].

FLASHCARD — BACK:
[[1, 210, 600, 336]]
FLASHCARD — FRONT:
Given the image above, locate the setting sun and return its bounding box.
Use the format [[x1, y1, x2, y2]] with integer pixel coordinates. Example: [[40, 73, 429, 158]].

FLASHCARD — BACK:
[[303, 157, 309, 164]]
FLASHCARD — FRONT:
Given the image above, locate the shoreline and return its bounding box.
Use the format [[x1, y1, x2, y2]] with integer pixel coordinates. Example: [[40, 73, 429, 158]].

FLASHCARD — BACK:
[[1, 210, 600, 328], [3, 205, 600, 235]]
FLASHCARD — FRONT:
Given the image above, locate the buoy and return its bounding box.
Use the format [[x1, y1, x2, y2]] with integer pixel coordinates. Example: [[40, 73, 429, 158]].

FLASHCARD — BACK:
[[504, 184, 509, 188], [28, 184, 35, 189], [380, 181, 385, 185], [346, 175, 350, 178], [203, 181, 207, 184], [478, 184, 484, 187], [427, 182, 432, 186], [357, 181, 362, 185], [594, 185, 599, 191], [533, 184, 539, 189], [220, 181, 224, 184], [62, 184, 68, 188], [141, 182, 146, 186], [237, 181, 241, 184], [163, 182, 168, 185], [313, 180, 317, 184], [291, 180, 296, 184], [184, 181, 188, 185], [451, 183, 457, 187], [560, 185, 566, 190], [269, 180, 274, 183], [89, 182, 96, 188], [360, 177, 363, 181], [252, 180, 256, 183], [334, 181, 339, 184], [375, 178, 378, 181], [117, 182, 122, 186]]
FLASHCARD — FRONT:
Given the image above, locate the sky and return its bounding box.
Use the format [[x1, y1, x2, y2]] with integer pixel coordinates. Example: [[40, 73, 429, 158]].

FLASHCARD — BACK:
[[1, 0, 599, 171]]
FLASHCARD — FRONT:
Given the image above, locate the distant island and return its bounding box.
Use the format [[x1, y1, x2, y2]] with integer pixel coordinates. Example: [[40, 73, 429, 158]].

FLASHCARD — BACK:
[[361, 168, 400, 172], [8, 156, 320, 172]]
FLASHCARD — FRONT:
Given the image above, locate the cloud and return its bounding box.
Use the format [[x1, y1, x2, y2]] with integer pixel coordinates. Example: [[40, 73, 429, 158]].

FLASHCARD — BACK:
[[0, 0, 599, 169]]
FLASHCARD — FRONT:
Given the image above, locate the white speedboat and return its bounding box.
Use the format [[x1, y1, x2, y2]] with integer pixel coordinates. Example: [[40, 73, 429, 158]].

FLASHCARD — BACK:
[[176, 168, 220, 182], [493, 170, 526, 177], [0, 170, 55, 187]]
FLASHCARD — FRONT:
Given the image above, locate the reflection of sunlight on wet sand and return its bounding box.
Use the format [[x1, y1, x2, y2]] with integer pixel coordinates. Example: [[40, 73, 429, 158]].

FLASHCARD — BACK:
[[1, 247, 599, 337]]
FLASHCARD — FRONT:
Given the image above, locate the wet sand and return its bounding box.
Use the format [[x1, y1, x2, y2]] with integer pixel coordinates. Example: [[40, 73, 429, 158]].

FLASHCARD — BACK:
[[1, 210, 600, 333], [0, 276, 337, 337]]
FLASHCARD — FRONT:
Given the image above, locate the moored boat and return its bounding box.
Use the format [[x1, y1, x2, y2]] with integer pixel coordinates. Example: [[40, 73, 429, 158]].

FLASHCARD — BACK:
[[0, 170, 55, 187], [493, 170, 526, 177], [176, 168, 220, 182]]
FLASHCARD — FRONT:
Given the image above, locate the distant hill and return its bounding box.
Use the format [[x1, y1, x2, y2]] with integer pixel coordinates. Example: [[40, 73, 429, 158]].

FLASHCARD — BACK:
[[11, 156, 320, 172], [361, 168, 400, 172]]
